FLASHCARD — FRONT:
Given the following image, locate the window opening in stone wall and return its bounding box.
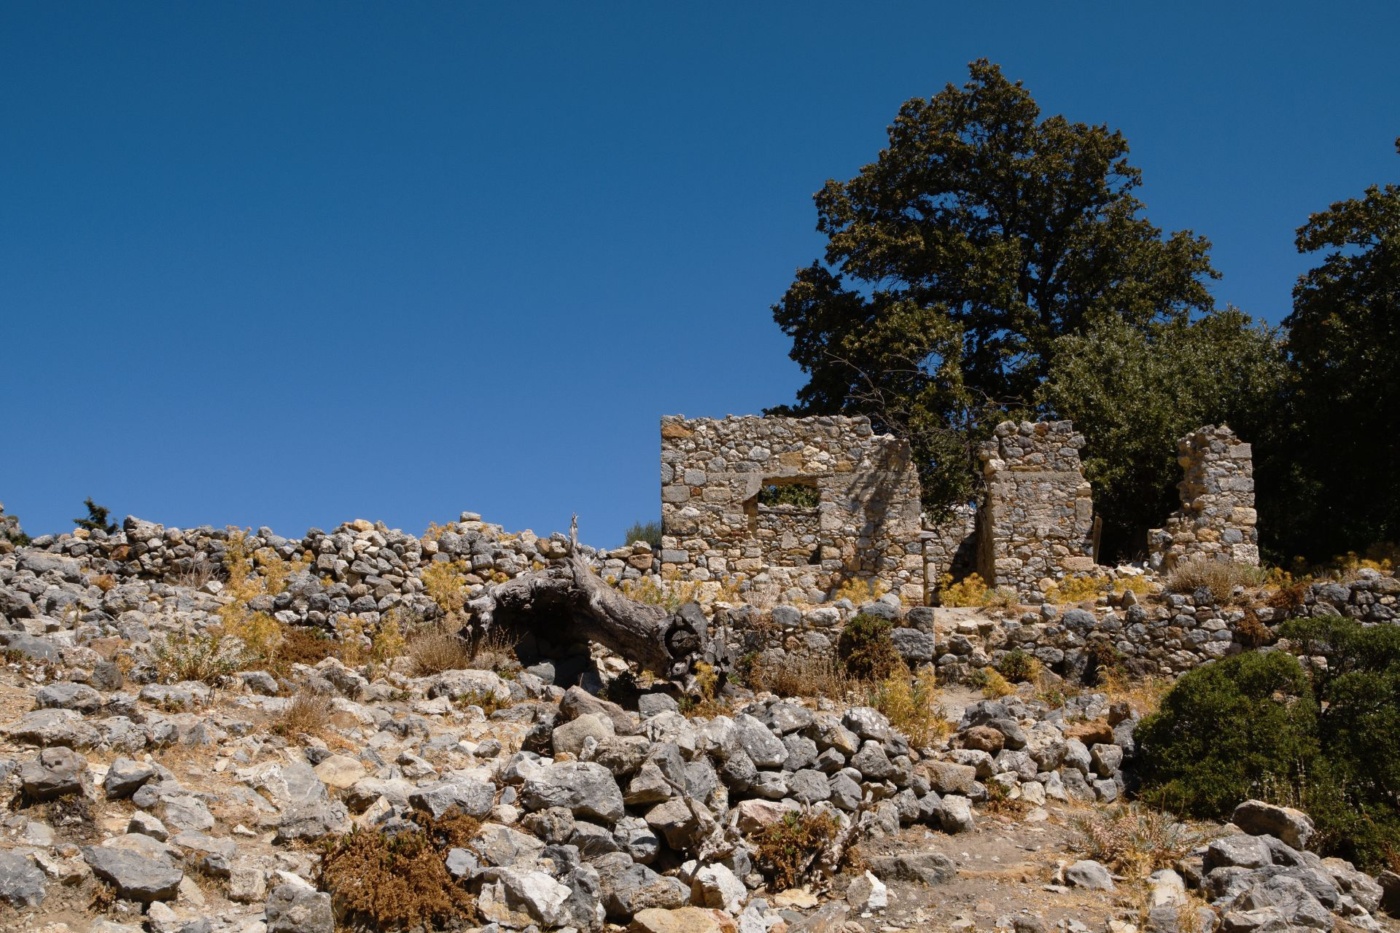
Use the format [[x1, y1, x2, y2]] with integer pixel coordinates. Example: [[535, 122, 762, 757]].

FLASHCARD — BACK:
[[757, 480, 820, 509]]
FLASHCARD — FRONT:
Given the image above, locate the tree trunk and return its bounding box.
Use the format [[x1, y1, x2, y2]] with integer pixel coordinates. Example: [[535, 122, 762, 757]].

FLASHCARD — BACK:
[[466, 522, 727, 689]]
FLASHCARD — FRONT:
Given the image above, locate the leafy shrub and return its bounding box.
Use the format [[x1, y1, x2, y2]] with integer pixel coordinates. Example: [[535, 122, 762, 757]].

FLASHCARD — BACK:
[[837, 614, 901, 680], [1044, 573, 1111, 605], [1139, 618, 1400, 870], [995, 649, 1041, 683], [623, 520, 662, 548], [320, 811, 478, 931], [937, 572, 990, 607], [751, 810, 840, 891], [421, 561, 470, 621], [832, 576, 888, 605], [1135, 650, 1318, 818]]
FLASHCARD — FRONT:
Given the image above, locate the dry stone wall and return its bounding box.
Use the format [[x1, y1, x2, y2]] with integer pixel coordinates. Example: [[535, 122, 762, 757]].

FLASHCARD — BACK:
[[659, 415, 926, 605], [976, 421, 1095, 595], [1148, 425, 1259, 571], [921, 504, 977, 592]]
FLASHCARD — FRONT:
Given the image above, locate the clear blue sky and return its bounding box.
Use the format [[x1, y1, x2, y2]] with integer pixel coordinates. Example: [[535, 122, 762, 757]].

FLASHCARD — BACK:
[[3, 3, 1398, 545]]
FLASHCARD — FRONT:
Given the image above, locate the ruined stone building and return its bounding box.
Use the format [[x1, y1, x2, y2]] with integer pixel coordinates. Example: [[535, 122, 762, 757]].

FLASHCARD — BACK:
[[659, 415, 925, 605], [661, 415, 1258, 605]]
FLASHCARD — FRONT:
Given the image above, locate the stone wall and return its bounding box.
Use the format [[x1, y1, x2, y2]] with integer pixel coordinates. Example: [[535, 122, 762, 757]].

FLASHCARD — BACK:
[[922, 504, 977, 593], [659, 415, 926, 605], [976, 421, 1095, 595], [1148, 425, 1259, 571]]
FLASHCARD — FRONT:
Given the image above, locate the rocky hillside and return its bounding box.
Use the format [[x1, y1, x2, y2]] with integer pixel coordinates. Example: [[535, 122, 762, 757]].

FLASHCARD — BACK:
[[1, 519, 1398, 933]]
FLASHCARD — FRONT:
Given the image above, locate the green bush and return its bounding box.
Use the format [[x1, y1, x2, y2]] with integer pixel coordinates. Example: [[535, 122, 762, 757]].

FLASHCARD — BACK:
[[1137, 618, 1400, 870], [837, 613, 901, 681], [1135, 650, 1317, 818], [995, 648, 1040, 683]]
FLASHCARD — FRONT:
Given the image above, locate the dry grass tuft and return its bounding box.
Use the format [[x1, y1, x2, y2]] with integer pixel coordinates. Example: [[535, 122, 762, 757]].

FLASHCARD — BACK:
[[1098, 669, 1173, 719], [970, 666, 1015, 698], [869, 663, 952, 749], [408, 627, 474, 676], [747, 653, 855, 702], [1166, 558, 1268, 604], [273, 691, 335, 739], [1071, 803, 1201, 879], [320, 810, 479, 932]]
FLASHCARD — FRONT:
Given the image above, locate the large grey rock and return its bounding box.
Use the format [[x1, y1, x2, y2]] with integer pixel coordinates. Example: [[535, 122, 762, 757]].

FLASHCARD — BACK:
[[925, 761, 977, 795], [413, 773, 497, 819], [265, 883, 334, 933], [36, 681, 104, 713], [82, 843, 183, 902], [593, 852, 689, 921], [890, 628, 935, 664], [1066, 859, 1115, 891], [644, 797, 706, 851], [1233, 874, 1333, 929], [19, 746, 87, 800], [521, 761, 625, 824], [561, 685, 637, 735], [0, 850, 46, 906], [939, 794, 975, 834], [734, 715, 787, 768], [865, 851, 956, 886], [104, 757, 157, 798], [789, 769, 831, 803], [1232, 799, 1315, 850], [5, 708, 98, 747], [554, 713, 615, 757], [1207, 835, 1273, 871]]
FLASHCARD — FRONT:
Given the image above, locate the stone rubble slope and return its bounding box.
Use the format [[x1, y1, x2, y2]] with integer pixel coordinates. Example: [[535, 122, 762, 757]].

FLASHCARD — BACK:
[[2, 522, 1400, 933]]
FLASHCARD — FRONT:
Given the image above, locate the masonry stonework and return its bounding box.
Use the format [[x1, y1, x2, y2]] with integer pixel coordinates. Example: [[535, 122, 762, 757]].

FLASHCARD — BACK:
[[659, 414, 925, 605], [976, 421, 1095, 593], [1148, 425, 1259, 571]]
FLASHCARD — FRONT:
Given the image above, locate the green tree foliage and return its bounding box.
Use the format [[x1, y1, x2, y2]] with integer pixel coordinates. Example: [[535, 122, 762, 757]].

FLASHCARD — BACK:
[[74, 497, 118, 535], [1039, 309, 1287, 558], [1138, 619, 1400, 869], [771, 60, 1219, 516], [1275, 141, 1400, 560]]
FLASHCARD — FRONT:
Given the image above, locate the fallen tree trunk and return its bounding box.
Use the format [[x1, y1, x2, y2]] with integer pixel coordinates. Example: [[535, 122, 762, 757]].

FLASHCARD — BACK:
[[467, 520, 728, 688]]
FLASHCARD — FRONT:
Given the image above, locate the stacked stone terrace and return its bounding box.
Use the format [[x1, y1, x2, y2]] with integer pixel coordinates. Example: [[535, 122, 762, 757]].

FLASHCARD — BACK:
[[659, 415, 925, 605], [1148, 425, 1260, 571], [976, 421, 1095, 594]]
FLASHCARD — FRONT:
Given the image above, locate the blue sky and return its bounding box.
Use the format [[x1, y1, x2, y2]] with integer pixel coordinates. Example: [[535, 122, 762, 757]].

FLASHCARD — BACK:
[[3, 3, 1398, 545]]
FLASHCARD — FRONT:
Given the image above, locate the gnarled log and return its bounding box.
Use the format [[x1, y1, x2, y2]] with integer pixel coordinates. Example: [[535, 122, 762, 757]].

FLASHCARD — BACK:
[[467, 520, 728, 688]]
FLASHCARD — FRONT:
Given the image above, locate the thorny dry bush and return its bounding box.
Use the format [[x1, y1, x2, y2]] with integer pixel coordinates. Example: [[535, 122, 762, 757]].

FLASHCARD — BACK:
[[1071, 803, 1203, 880], [320, 810, 480, 932], [751, 810, 841, 892], [272, 690, 336, 740]]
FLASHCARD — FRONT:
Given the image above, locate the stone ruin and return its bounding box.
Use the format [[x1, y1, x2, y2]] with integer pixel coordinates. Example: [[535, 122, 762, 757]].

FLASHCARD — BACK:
[[662, 415, 1258, 605], [659, 414, 925, 605], [1148, 424, 1260, 571], [975, 420, 1096, 593]]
